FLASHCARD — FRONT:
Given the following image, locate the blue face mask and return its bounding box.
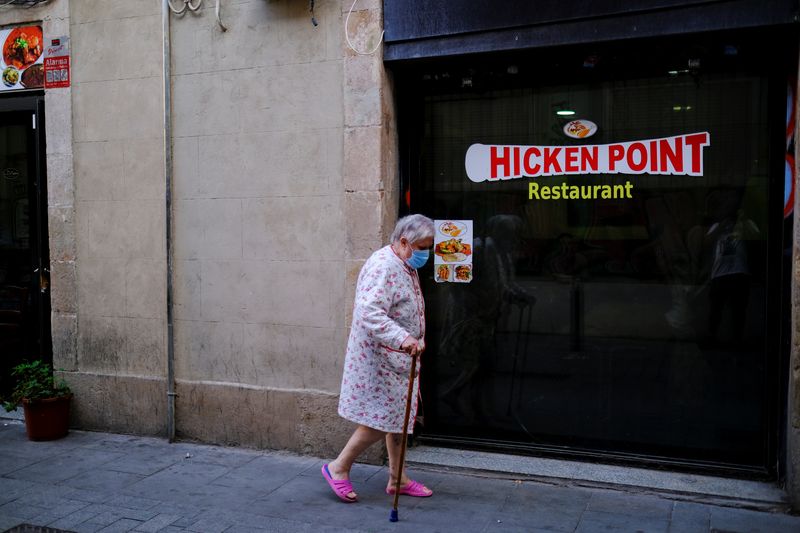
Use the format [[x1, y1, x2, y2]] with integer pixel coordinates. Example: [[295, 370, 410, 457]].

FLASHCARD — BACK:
[[406, 248, 430, 269]]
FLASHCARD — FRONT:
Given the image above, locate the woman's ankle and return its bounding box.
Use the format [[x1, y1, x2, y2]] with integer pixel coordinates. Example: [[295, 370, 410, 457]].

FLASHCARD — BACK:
[[328, 460, 349, 478]]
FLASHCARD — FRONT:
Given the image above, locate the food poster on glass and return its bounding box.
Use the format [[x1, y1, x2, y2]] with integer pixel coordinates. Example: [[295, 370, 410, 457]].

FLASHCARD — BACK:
[[1, 25, 44, 91], [433, 220, 473, 283]]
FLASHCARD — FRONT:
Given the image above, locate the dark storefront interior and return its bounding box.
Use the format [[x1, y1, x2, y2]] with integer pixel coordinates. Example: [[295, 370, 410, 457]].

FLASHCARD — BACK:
[[389, 1, 798, 477], [0, 94, 49, 398]]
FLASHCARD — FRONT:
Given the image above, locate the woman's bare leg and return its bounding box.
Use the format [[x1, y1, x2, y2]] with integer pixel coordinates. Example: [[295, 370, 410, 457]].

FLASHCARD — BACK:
[[328, 425, 385, 499], [385, 433, 432, 495]]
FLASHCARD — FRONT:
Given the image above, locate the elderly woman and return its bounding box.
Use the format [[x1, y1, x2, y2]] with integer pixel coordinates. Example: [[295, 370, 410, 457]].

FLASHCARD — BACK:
[[322, 214, 435, 503]]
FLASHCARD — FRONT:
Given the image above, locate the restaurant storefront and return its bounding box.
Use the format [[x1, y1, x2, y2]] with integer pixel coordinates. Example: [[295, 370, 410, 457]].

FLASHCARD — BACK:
[[385, 0, 799, 479]]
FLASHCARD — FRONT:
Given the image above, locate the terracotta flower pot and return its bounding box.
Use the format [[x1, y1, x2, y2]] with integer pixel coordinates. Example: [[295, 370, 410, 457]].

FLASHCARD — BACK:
[[22, 394, 71, 441]]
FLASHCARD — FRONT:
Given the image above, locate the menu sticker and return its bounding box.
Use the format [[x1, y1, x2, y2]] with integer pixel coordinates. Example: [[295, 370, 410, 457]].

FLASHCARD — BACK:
[[434, 220, 473, 283], [0, 25, 44, 92], [44, 36, 70, 89]]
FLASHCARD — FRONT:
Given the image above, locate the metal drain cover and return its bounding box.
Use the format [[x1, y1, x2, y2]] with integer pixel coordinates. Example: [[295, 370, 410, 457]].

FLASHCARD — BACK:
[[4, 525, 76, 533]]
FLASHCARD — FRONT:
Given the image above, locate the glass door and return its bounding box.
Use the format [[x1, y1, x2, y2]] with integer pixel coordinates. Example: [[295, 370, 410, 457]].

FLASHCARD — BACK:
[[0, 95, 49, 397], [398, 29, 792, 476]]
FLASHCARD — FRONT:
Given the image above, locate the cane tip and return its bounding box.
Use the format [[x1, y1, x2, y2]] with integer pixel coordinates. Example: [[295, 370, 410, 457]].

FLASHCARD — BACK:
[[389, 509, 398, 522]]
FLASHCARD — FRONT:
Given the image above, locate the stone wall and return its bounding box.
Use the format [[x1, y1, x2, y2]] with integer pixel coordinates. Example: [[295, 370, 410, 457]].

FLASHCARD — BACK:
[[41, 0, 397, 460], [788, 67, 800, 509], [64, 0, 168, 434], [163, 0, 394, 460]]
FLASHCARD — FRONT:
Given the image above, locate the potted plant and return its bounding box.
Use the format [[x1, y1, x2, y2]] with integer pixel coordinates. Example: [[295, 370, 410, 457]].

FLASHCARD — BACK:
[[2, 360, 72, 441]]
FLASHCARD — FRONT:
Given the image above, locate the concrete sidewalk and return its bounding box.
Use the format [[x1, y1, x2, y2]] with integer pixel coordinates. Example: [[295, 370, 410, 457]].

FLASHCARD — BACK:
[[1, 422, 799, 533]]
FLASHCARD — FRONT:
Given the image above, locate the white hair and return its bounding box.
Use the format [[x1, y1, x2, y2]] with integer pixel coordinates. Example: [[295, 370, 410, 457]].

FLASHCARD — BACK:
[[391, 214, 434, 244]]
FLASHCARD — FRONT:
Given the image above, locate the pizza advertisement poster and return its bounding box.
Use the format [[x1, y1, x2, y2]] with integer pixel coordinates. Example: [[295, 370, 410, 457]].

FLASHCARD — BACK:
[[1, 25, 44, 92], [433, 220, 473, 283]]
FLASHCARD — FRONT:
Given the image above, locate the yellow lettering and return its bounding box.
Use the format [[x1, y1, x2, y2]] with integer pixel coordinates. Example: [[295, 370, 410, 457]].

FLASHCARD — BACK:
[[528, 182, 539, 199], [540, 185, 551, 200]]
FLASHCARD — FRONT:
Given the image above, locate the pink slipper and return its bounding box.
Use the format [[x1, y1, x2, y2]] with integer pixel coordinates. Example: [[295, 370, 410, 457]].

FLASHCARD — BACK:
[[322, 464, 357, 503], [385, 479, 433, 497]]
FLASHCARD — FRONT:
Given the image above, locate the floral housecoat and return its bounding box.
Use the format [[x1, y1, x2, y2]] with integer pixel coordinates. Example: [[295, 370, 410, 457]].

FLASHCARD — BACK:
[[338, 245, 425, 433]]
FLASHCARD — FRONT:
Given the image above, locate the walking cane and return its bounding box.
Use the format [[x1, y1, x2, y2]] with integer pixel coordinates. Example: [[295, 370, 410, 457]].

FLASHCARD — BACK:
[[389, 351, 419, 522]]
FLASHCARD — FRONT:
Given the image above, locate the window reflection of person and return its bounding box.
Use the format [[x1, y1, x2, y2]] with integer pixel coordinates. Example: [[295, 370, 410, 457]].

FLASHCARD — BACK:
[[689, 188, 758, 347], [706, 195, 758, 347], [438, 215, 535, 422]]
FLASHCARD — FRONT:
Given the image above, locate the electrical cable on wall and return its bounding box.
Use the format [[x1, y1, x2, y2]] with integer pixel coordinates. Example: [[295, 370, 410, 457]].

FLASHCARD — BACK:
[[0, 0, 52, 7], [345, 0, 384, 55], [168, 0, 226, 32], [309, 0, 318, 27]]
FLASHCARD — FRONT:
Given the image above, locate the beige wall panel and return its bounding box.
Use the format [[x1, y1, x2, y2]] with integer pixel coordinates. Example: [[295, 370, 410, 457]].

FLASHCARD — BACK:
[[171, 72, 240, 138], [344, 191, 383, 260], [50, 260, 77, 315], [325, 127, 344, 190], [174, 199, 243, 260], [242, 196, 342, 261], [43, 90, 73, 157], [77, 256, 127, 317], [84, 200, 166, 259], [198, 259, 337, 327], [236, 62, 343, 134], [64, 372, 167, 436], [77, 315, 164, 375], [74, 141, 124, 201], [173, 381, 370, 460], [172, 136, 200, 199], [127, 199, 166, 260], [174, 319, 245, 382], [170, 0, 340, 75], [125, 317, 166, 375], [173, 259, 203, 320], [46, 153, 75, 209], [199, 260, 251, 322], [84, 201, 129, 259], [343, 126, 382, 191], [125, 258, 166, 319], [48, 206, 76, 263], [246, 260, 337, 328], [238, 130, 330, 195], [123, 137, 164, 201], [71, 0, 161, 25], [77, 315, 127, 372], [72, 77, 162, 142], [241, 323, 340, 391], [187, 130, 335, 199], [52, 313, 78, 371], [71, 16, 161, 84]]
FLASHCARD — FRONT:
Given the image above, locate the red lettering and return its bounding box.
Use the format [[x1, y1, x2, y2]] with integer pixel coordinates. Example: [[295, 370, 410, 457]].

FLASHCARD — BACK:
[[581, 146, 598, 172], [608, 145, 624, 171], [543, 147, 562, 174], [649, 140, 658, 172], [490, 146, 510, 179], [684, 132, 710, 174], [659, 137, 683, 173], [626, 142, 647, 172], [513, 146, 521, 177], [564, 147, 579, 172], [523, 147, 541, 175]]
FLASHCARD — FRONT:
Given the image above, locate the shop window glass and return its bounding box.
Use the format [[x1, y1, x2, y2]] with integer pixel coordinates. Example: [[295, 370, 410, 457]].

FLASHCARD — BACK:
[[406, 34, 788, 470]]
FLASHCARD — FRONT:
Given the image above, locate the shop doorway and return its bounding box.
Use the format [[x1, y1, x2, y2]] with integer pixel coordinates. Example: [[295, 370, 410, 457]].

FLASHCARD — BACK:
[[397, 29, 793, 477], [0, 94, 50, 397]]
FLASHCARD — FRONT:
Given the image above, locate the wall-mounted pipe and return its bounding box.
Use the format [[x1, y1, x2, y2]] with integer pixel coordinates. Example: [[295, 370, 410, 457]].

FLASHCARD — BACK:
[[162, 0, 177, 443]]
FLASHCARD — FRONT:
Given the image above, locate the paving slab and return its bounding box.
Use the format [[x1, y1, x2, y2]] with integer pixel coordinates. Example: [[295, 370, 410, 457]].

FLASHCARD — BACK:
[[1, 423, 799, 533]]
